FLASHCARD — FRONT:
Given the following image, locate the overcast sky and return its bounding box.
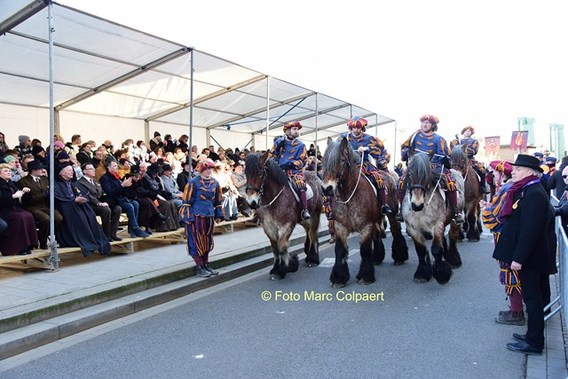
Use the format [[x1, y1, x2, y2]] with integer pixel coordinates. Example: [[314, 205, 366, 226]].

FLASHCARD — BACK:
[[62, 0, 567, 148]]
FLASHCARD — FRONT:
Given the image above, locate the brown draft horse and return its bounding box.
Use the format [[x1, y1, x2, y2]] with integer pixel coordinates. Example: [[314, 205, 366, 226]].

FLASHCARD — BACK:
[[245, 152, 322, 280], [450, 146, 484, 241], [321, 137, 408, 288], [401, 152, 464, 284]]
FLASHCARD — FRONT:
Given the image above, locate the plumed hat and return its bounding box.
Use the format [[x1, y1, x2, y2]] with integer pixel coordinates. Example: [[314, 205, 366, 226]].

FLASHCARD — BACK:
[[461, 126, 475, 135], [490, 160, 513, 176], [511, 154, 543, 173], [347, 116, 368, 132], [420, 114, 439, 131], [283, 121, 303, 132], [196, 159, 215, 173]]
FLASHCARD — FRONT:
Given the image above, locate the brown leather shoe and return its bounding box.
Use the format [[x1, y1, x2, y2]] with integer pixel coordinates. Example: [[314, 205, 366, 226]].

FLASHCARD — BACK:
[[495, 310, 525, 325]]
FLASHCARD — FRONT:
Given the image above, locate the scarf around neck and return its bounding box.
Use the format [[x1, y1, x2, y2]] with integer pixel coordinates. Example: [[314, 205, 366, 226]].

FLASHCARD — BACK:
[[498, 175, 540, 220]]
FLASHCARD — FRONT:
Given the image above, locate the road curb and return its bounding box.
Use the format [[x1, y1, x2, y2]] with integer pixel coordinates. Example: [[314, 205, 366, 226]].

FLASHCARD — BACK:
[[0, 232, 330, 360]]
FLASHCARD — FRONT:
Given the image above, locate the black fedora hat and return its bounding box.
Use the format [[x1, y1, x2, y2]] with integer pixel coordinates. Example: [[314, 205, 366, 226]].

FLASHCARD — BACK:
[[511, 154, 543, 173], [27, 160, 45, 172]]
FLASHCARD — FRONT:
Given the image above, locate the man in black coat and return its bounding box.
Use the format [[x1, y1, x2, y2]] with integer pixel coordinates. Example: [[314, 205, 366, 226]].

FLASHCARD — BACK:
[[492, 154, 557, 355], [75, 163, 122, 241]]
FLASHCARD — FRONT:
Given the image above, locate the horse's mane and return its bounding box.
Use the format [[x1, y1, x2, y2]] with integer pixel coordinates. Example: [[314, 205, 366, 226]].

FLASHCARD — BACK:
[[245, 153, 289, 186], [408, 152, 433, 188], [322, 137, 358, 175], [450, 145, 468, 168]]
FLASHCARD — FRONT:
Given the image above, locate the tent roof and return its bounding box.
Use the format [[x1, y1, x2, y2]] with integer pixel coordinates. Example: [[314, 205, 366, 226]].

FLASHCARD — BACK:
[[0, 0, 394, 142]]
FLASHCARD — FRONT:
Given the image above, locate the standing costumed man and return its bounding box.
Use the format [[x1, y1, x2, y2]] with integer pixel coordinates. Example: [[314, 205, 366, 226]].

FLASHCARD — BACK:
[[178, 159, 224, 278], [269, 121, 311, 220]]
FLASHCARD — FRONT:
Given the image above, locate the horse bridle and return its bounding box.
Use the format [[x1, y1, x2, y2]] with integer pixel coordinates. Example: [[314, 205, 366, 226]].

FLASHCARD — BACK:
[[245, 164, 285, 207], [336, 152, 364, 204]]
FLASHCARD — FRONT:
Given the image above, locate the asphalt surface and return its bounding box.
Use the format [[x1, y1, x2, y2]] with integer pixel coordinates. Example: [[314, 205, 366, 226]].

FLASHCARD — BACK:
[[0, 230, 530, 378]]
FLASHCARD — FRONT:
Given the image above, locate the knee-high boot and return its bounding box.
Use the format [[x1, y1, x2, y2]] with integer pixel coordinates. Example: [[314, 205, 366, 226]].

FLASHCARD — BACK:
[[299, 190, 310, 220], [447, 190, 464, 224]]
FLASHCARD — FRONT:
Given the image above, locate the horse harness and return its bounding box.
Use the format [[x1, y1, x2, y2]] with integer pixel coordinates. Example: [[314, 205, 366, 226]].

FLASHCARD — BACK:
[[245, 164, 285, 208]]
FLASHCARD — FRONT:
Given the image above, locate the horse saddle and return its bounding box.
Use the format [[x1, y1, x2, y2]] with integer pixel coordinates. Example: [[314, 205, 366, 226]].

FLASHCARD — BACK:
[[288, 180, 314, 202]]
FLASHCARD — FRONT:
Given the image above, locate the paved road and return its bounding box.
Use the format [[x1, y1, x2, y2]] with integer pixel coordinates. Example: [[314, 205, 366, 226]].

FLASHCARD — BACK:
[[1, 232, 526, 378]]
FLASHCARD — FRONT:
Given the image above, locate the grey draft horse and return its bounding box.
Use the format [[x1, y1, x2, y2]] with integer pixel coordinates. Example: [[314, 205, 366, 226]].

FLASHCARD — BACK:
[[401, 152, 464, 284]]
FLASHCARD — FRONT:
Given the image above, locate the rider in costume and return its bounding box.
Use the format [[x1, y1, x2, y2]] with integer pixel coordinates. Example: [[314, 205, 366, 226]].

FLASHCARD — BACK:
[[459, 125, 489, 194], [339, 116, 393, 215], [269, 121, 310, 220], [397, 114, 464, 224]]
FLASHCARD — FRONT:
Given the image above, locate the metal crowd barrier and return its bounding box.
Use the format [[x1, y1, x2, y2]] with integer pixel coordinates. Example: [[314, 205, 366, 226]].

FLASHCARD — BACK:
[[546, 195, 565, 322]]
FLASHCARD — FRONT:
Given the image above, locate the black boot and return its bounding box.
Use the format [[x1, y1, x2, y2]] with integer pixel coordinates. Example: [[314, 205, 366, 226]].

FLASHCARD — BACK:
[[299, 190, 310, 220]]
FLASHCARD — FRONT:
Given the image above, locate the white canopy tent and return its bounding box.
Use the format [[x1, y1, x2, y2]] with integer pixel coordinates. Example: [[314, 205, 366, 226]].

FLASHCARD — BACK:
[[0, 0, 395, 153], [0, 0, 395, 268]]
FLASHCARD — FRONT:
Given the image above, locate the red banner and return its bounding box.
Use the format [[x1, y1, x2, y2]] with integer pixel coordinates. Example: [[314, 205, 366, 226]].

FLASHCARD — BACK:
[[484, 136, 501, 157], [510, 131, 529, 152]]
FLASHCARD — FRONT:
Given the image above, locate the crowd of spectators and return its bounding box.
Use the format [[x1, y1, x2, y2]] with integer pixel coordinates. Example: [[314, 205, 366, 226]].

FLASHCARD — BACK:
[[0, 131, 256, 256]]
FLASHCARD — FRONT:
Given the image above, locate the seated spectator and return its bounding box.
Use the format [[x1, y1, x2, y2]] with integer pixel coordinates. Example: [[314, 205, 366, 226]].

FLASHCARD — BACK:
[[177, 134, 189, 153], [0, 163, 38, 255], [118, 158, 131, 179], [176, 161, 193, 192], [99, 159, 149, 238], [76, 163, 122, 241], [18, 160, 63, 249], [139, 163, 179, 231], [21, 154, 34, 172], [3, 154, 25, 182], [76, 142, 93, 166], [14, 135, 33, 158], [163, 134, 176, 153], [160, 164, 183, 209], [54, 163, 111, 256], [32, 145, 48, 167], [149, 131, 163, 152], [0, 132, 9, 156], [212, 161, 238, 221], [231, 162, 251, 217]]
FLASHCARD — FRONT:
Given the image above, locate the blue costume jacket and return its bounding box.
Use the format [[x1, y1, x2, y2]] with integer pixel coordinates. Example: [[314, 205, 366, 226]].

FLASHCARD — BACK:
[[461, 136, 479, 159], [340, 132, 390, 170], [401, 131, 451, 173], [270, 136, 307, 174], [178, 175, 224, 223]]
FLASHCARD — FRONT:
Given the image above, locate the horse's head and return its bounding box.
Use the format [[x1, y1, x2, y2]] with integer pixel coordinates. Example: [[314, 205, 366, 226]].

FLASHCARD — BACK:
[[406, 152, 433, 212], [450, 145, 468, 176], [244, 151, 288, 209], [321, 136, 356, 193], [244, 152, 266, 209]]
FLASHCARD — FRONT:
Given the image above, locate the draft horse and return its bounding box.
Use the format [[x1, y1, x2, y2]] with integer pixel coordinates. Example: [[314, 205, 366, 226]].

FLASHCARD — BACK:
[[245, 152, 322, 280], [450, 146, 484, 241], [321, 137, 408, 288], [401, 152, 464, 284]]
